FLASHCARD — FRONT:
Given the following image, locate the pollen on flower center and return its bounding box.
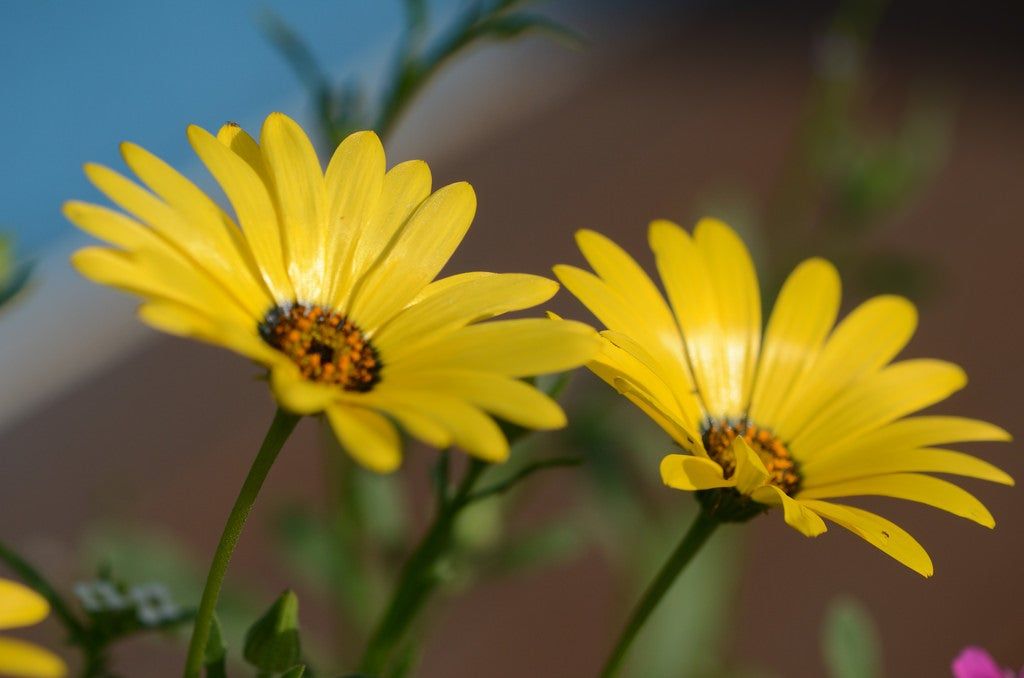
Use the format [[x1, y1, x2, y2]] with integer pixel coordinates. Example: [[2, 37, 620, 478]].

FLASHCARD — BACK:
[[703, 421, 801, 495], [260, 304, 381, 391]]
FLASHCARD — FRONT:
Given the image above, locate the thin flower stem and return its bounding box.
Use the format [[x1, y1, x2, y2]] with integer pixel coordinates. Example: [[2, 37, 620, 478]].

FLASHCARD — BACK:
[[183, 407, 301, 678], [600, 510, 719, 678], [358, 459, 488, 676], [0, 539, 86, 639]]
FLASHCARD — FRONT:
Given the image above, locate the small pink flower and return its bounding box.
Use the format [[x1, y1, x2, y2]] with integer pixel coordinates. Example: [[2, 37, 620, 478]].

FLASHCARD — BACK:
[[952, 647, 1021, 678]]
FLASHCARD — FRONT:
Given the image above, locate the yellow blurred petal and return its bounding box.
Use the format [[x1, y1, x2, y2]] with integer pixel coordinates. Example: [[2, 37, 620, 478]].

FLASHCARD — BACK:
[[731, 436, 769, 494], [382, 405, 453, 449], [189, 124, 294, 301], [0, 580, 49, 630], [374, 273, 558, 360], [349, 182, 476, 330], [387, 370, 566, 430], [322, 131, 385, 304], [804, 416, 1011, 469], [748, 258, 840, 429], [0, 637, 66, 677], [693, 218, 761, 419], [773, 295, 916, 440], [800, 499, 933, 577], [803, 448, 1014, 488], [751, 486, 827, 537], [792, 360, 967, 462], [647, 219, 726, 418], [270, 365, 338, 415], [260, 112, 328, 302], [326, 405, 401, 473], [799, 473, 995, 527], [394, 318, 599, 378], [659, 454, 731, 491]]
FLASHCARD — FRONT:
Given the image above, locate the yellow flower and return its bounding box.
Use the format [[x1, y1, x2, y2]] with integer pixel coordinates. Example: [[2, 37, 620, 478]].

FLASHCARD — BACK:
[[555, 218, 1011, 576], [0, 579, 66, 677], [67, 112, 597, 472]]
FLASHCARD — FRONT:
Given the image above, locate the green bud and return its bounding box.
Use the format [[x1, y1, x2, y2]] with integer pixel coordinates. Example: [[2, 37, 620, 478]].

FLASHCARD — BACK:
[[243, 590, 302, 671]]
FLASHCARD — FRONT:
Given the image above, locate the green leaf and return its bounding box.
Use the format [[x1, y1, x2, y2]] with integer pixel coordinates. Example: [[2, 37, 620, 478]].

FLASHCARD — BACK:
[[471, 13, 584, 48], [822, 596, 881, 678], [281, 666, 306, 678], [244, 590, 302, 672], [203, 614, 228, 678]]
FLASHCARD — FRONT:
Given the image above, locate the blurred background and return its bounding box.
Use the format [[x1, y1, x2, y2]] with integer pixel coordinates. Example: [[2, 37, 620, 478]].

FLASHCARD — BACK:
[[1, 0, 1022, 675]]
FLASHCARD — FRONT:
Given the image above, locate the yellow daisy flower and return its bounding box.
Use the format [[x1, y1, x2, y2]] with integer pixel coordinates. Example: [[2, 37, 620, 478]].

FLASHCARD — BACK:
[[0, 579, 66, 678], [555, 218, 1011, 576], [65, 112, 598, 472]]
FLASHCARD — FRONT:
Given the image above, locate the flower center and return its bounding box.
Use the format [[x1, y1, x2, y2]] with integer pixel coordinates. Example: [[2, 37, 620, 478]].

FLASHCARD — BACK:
[[702, 421, 801, 495], [260, 304, 381, 391]]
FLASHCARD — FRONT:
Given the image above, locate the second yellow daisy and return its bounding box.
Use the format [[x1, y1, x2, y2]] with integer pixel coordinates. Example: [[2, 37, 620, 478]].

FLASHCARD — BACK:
[[555, 218, 1011, 577]]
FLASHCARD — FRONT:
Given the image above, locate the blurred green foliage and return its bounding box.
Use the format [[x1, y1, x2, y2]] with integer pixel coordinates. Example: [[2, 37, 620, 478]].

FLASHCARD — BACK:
[[0, 234, 33, 310], [823, 597, 882, 678]]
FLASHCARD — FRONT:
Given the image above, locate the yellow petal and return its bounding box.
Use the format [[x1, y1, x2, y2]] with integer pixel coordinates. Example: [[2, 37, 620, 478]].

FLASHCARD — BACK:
[[216, 122, 271, 184], [773, 295, 917, 440], [71, 247, 252, 327], [260, 112, 328, 303], [798, 473, 995, 527], [408, 271, 492, 306], [803, 448, 1013, 488], [358, 388, 508, 462], [647, 219, 727, 418], [553, 261, 700, 425], [693, 218, 761, 419], [751, 486, 827, 537], [326, 405, 401, 473], [803, 416, 1011, 470], [660, 454, 731, 491], [120, 141, 271, 314], [383, 405, 453, 449], [349, 182, 476, 331], [731, 436, 769, 494], [792, 360, 967, 463], [386, 370, 566, 430], [587, 335, 699, 436], [63, 201, 163, 251], [393, 318, 599, 378], [599, 330, 702, 431], [374, 273, 558, 361], [138, 302, 279, 364], [611, 377, 704, 456], [0, 637, 66, 677], [572, 229, 694, 387], [270, 365, 338, 415], [748, 258, 840, 430], [0, 580, 49, 630], [189, 124, 294, 302], [322, 131, 385, 304], [800, 499, 933, 577]]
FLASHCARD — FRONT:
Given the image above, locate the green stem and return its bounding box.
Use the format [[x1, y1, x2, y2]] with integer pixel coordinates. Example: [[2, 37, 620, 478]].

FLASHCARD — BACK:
[[600, 510, 719, 678], [183, 408, 301, 678], [358, 459, 488, 676]]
